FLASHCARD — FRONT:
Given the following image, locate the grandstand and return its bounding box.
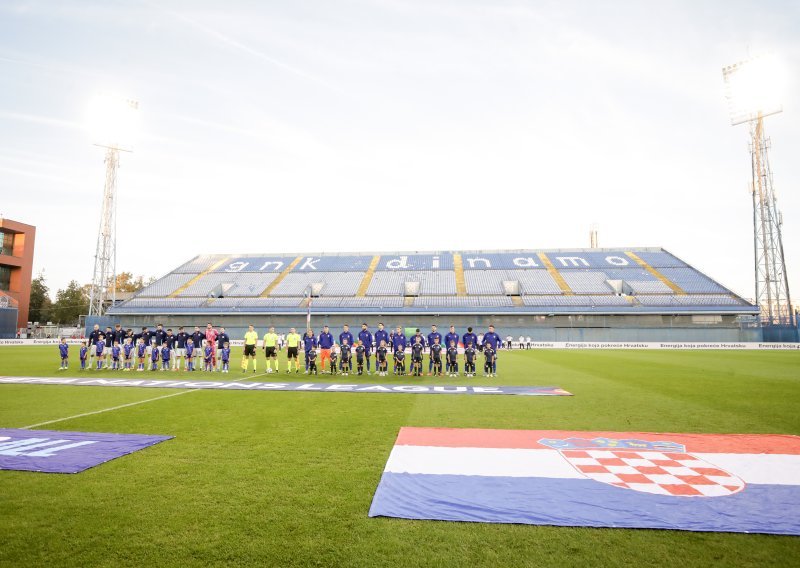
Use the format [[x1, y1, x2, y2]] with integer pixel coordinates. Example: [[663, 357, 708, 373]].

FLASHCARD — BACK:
[[107, 248, 760, 342]]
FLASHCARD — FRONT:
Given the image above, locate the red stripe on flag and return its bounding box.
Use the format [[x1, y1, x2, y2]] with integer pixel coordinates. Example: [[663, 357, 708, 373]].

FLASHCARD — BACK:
[[394, 427, 800, 454]]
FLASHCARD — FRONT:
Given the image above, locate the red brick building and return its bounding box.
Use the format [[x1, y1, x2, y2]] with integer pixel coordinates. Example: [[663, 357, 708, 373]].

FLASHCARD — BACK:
[[0, 218, 36, 330]]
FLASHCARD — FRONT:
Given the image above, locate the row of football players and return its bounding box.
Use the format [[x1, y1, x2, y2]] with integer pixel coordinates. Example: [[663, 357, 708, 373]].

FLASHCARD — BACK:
[[57, 336, 231, 372], [303, 338, 497, 378]]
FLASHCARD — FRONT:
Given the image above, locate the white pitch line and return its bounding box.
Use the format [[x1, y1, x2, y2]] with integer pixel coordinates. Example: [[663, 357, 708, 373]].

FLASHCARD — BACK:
[[20, 389, 196, 430]]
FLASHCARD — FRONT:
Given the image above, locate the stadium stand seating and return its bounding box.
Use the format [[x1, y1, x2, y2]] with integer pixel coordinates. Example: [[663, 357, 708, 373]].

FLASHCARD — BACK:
[[635, 294, 746, 306], [173, 255, 225, 274], [124, 298, 207, 308], [271, 271, 365, 296], [521, 295, 631, 307], [413, 296, 514, 308], [464, 270, 562, 295], [559, 271, 612, 294], [178, 272, 279, 297], [657, 267, 727, 293], [109, 248, 756, 316], [367, 271, 457, 296], [236, 298, 305, 308], [625, 280, 672, 294], [634, 250, 686, 268], [138, 273, 199, 297]]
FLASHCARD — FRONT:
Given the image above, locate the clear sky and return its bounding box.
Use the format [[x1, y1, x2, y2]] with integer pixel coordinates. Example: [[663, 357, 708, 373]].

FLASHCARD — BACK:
[[1, 0, 798, 301]]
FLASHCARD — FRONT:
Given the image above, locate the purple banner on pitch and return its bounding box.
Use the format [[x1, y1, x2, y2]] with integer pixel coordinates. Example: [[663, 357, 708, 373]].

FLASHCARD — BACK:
[[0, 429, 172, 474]]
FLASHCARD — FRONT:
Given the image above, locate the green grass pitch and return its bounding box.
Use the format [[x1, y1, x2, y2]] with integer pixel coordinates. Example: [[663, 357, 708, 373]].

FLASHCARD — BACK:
[[1, 346, 799, 567]]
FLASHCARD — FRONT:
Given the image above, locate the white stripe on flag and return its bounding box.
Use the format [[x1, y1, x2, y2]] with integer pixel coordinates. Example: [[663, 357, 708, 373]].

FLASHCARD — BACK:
[[386, 446, 800, 485], [695, 453, 800, 486], [385, 446, 584, 479]]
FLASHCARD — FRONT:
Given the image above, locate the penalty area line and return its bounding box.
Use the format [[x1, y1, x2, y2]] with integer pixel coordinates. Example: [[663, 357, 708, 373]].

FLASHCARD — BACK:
[[20, 389, 196, 430]]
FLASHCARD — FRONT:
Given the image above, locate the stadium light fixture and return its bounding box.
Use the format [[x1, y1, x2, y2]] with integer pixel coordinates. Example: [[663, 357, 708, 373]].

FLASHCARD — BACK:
[[86, 93, 139, 317], [722, 53, 784, 126], [722, 53, 794, 328], [86, 93, 140, 151]]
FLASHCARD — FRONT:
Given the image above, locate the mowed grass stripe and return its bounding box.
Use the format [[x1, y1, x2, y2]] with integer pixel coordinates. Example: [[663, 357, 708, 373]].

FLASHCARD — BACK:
[[0, 346, 799, 567]]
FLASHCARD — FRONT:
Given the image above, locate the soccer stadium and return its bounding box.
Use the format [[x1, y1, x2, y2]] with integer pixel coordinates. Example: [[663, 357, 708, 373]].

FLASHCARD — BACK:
[[108, 248, 760, 342], [2, 3, 800, 567]]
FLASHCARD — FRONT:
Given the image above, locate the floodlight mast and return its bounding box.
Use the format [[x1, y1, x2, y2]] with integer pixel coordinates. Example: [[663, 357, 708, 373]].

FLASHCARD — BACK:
[[88, 98, 138, 317], [722, 57, 794, 327]]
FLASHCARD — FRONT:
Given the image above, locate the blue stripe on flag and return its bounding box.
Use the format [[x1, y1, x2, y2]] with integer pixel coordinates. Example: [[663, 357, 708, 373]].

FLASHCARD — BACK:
[[368, 473, 800, 535]]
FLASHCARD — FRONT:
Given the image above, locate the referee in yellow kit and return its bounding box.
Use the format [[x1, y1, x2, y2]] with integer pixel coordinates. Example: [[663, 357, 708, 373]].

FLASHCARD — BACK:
[[285, 327, 302, 373], [242, 324, 259, 373], [263, 326, 279, 373]]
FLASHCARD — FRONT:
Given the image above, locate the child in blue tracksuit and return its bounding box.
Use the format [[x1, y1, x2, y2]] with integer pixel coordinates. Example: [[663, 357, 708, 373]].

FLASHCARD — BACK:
[[136, 338, 147, 371], [95, 336, 106, 370], [111, 342, 121, 370], [79, 341, 88, 370], [151, 343, 160, 370], [123, 339, 134, 371], [185, 339, 195, 371], [204, 343, 213, 372], [220, 343, 231, 373], [161, 344, 171, 370], [58, 339, 69, 370]]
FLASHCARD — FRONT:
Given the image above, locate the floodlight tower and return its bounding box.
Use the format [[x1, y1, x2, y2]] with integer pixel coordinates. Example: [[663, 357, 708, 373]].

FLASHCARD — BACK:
[[87, 95, 138, 316], [723, 55, 794, 327]]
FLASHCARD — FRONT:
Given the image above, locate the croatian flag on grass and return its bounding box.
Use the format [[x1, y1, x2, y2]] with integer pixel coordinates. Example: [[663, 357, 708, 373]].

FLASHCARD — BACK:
[[368, 427, 800, 535]]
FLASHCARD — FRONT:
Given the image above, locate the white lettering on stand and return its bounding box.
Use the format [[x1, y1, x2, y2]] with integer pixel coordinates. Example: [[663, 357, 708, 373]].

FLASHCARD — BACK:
[[299, 258, 320, 270], [555, 257, 589, 267], [513, 257, 540, 268], [259, 261, 285, 271], [386, 256, 410, 269], [465, 258, 490, 268]]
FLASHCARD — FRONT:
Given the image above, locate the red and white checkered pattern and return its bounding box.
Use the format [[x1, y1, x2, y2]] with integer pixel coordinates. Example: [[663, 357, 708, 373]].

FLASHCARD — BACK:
[[561, 449, 746, 497]]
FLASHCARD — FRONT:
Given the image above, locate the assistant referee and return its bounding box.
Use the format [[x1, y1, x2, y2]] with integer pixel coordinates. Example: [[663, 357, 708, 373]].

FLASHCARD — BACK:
[[263, 326, 279, 373], [242, 324, 258, 373], [285, 327, 301, 373]]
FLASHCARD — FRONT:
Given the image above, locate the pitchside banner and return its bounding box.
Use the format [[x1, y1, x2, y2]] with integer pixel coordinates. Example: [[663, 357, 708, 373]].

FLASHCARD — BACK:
[[369, 427, 800, 535], [0, 377, 571, 396], [0, 429, 173, 473]]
